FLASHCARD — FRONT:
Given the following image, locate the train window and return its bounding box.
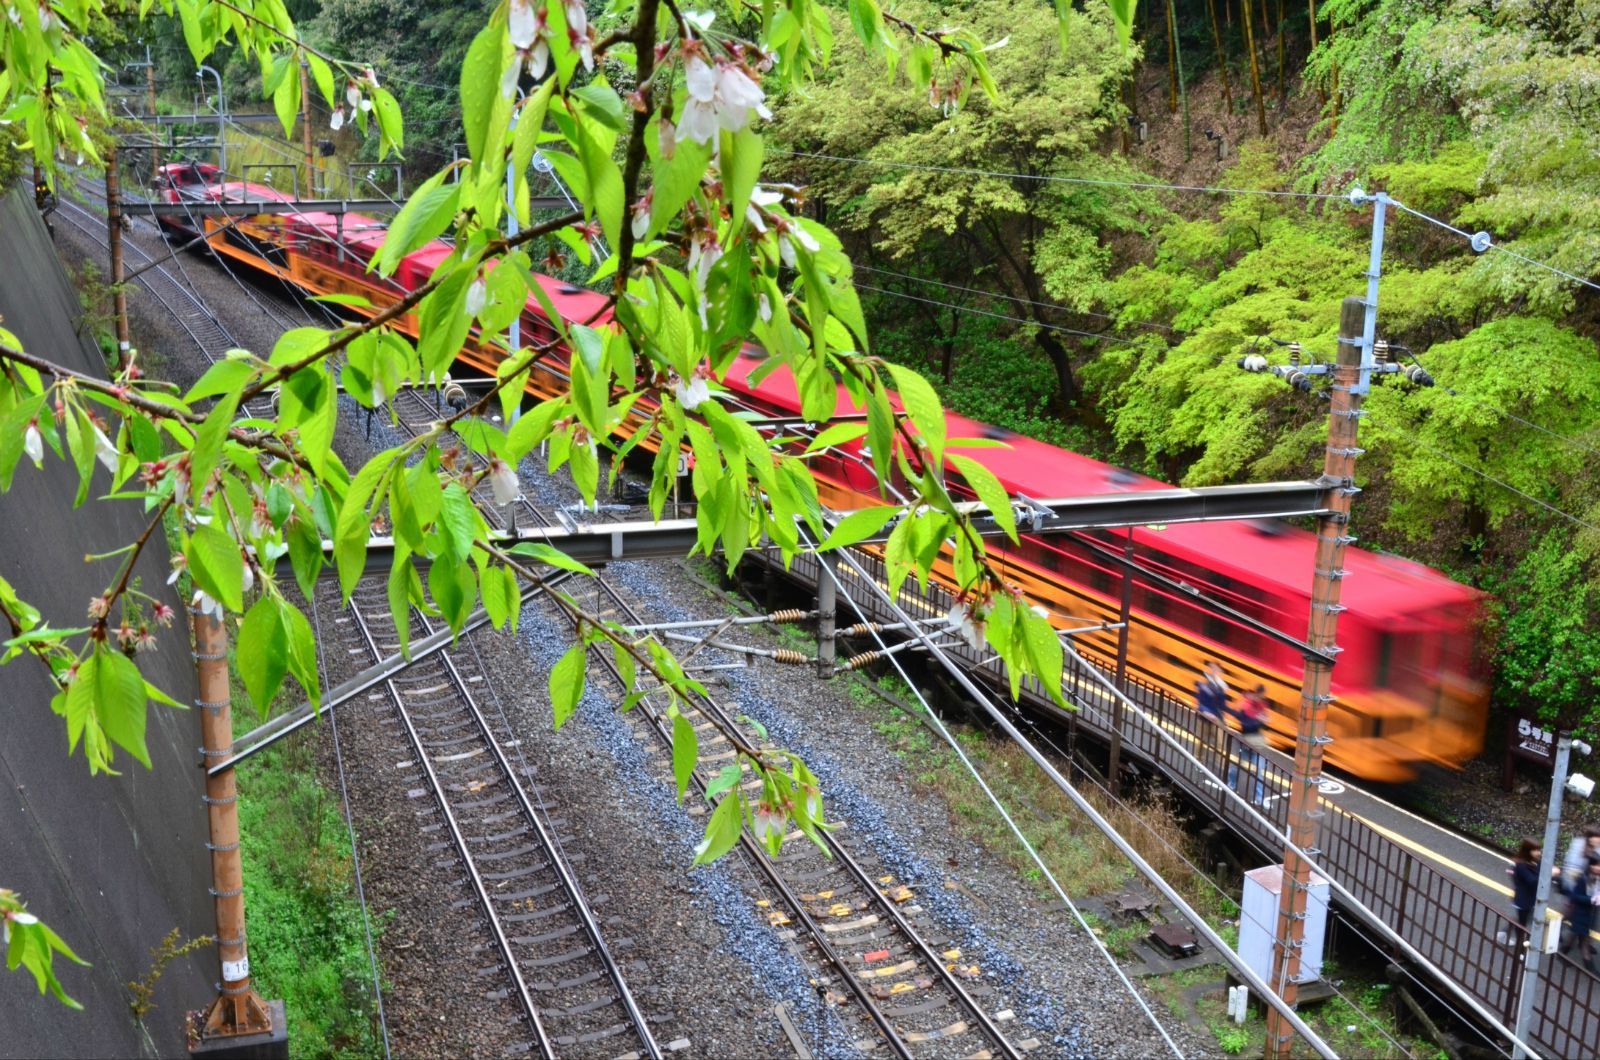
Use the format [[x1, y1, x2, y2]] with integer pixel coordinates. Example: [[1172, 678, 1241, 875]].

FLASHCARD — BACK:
[[1142, 587, 1168, 617], [1374, 634, 1393, 688], [1204, 612, 1230, 645], [1088, 564, 1111, 593]]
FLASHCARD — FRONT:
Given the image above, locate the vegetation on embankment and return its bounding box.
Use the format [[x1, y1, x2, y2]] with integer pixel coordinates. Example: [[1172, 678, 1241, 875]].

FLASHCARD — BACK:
[[237, 736, 386, 1059]]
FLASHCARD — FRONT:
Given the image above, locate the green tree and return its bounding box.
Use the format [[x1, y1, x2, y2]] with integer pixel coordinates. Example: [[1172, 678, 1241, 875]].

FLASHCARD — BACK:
[[769, 1, 1150, 412], [1487, 531, 1600, 735]]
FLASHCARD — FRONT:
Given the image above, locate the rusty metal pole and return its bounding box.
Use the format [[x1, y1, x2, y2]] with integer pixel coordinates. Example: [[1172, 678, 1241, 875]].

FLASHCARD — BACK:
[[1263, 295, 1367, 1059], [147, 59, 162, 175], [816, 553, 838, 679], [298, 56, 316, 199], [104, 148, 131, 370], [1109, 527, 1134, 796], [190, 606, 276, 1046]]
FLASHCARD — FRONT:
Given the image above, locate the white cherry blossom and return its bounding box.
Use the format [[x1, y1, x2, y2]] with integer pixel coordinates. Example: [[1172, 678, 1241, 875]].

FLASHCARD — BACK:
[[240, 559, 255, 596], [674, 373, 711, 411], [330, 108, 345, 131], [22, 419, 42, 466], [508, 0, 538, 48], [465, 277, 487, 316], [92, 425, 118, 474], [675, 56, 772, 146], [192, 588, 224, 621], [487, 458, 520, 506], [945, 601, 985, 650], [744, 185, 782, 232]]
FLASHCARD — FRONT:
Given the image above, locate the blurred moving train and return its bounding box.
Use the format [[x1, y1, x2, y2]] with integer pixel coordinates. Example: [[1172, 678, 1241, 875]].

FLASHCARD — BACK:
[[152, 163, 1490, 782]]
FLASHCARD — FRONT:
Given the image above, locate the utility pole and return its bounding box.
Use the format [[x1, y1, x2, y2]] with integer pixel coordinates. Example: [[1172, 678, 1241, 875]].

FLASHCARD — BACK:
[[104, 148, 131, 370], [144, 48, 162, 174], [1263, 293, 1370, 1059], [298, 55, 316, 199], [1512, 733, 1593, 1059], [189, 605, 285, 1056]]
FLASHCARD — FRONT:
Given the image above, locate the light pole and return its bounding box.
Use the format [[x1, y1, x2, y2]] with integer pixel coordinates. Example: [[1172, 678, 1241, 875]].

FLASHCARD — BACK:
[[1512, 733, 1594, 1059], [196, 65, 225, 174]]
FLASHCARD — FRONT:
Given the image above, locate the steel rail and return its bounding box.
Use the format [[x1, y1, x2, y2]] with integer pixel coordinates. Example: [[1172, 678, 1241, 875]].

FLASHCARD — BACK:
[[413, 605, 663, 1059], [341, 587, 556, 1055], [582, 575, 1023, 1060]]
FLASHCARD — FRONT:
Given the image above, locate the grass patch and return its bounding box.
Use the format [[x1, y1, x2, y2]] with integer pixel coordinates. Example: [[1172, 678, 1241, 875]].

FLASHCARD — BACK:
[[237, 735, 384, 1059]]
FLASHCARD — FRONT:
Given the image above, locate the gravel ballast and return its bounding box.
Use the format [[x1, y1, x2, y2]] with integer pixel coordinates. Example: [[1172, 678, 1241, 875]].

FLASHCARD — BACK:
[[51, 207, 1217, 1057]]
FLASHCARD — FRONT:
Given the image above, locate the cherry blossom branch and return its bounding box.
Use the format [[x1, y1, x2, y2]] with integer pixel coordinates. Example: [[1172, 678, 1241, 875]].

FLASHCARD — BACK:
[[0, 594, 66, 690], [89, 496, 175, 644], [0, 343, 303, 467], [614, 0, 664, 297], [206, 0, 350, 70], [236, 209, 585, 406]]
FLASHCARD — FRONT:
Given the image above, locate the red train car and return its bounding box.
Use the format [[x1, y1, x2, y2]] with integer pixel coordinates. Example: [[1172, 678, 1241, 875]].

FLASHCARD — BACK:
[[170, 170, 1489, 782]]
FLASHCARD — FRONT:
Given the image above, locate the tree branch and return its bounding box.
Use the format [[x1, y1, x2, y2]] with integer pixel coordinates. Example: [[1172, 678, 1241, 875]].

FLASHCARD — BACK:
[[614, 0, 664, 298], [91, 496, 175, 643]]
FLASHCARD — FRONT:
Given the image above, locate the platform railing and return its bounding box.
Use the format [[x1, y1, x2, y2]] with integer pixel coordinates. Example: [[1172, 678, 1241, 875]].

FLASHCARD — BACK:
[[769, 547, 1600, 1056]]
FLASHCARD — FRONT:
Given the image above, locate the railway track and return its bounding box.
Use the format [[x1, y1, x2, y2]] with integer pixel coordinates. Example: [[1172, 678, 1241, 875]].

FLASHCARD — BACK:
[[565, 574, 1039, 1060], [380, 388, 1035, 1056], [333, 576, 679, 1059], [54, 190, 241, 360]]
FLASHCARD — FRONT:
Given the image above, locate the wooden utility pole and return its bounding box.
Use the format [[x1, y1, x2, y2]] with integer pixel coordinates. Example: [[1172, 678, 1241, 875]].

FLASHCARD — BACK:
[[1240, 0, 1267, 137], [190, 606, 278, 1048], [104, 149, 131, 370], [1263, 296, 1367, 1059], [298, 56, 317, 199], [1165, 0, 1179, 113]]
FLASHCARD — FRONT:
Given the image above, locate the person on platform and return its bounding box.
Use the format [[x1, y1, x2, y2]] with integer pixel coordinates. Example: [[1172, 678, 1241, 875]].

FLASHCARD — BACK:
[[1510, 840, 1544, 930], [1562, 825, 1600, 894], [1227, 684, 1271, 805], [1561, 856, 1600, 971], [1193, 661, 1229, 768]]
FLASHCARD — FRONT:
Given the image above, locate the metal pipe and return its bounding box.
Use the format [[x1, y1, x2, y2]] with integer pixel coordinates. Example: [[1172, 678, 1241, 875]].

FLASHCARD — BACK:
[[196, 65, 225, 172]]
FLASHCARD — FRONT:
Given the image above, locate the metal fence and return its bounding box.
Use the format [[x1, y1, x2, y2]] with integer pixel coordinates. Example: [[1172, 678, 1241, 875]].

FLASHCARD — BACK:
[[768, 547, 1600, 1056]]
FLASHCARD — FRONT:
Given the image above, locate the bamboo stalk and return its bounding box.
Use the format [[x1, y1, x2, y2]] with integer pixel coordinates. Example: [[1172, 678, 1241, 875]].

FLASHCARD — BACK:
[[1241, 0, 1267, 136], [1206, 0, 1233, 113], [1166, 0, 1179, 113]]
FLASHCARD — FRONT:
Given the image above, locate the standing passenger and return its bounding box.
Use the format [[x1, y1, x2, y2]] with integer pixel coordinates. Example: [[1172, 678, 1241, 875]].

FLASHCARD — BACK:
[[1228, 685, 1271, 805], [1194, 661, 1228, 769], [1510, 840, 1543, 930], [1563, 858, 1600, 972], [1562, 825, 1600, 895]]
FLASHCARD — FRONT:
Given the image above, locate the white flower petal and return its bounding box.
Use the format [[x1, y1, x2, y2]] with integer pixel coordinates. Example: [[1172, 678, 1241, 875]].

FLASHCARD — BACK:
[[631, 208, 651, 242], [501, 56, 524, 100], [674, 376, 711, 412], [346, 83, 362, 109], [488, 460, 520, 506], [23, 423, 43, 466], [793, 224, 820, 252], [12, 911, 37, 925], [330, 108, 345, 131], [465, 278, 487, 316], [757, 292, 771, 323], [529, 38, 550, 81], [508, 0, 538, 49], [93, 427, 119, 474], [685, 56, 716, 103]]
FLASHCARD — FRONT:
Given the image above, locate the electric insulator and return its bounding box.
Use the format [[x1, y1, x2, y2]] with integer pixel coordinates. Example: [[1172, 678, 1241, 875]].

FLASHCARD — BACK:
[[1288, 342, 1302, 368], [1402, 364, 1434, 387], [443, 381, 467, 410], [842, 622, 884, 637], [772, 649, 809, 665], [1238, 354, 1269, 372], [1374, 339, 1390, 364], [766, 609, 808, 623], [841, 650, 882, 671]]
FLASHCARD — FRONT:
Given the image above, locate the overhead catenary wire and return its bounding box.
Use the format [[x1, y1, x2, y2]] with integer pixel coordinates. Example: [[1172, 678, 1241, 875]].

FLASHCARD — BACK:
[[855, 283, 1141, 346], [1012, 700, 1422, 1059], [1388, 199, 1600, 296], [792, 529, 1191, 1058], [851, 263, 1183, 336], [773, 149, 1349, 201], [1367, 418, 1600, 537]]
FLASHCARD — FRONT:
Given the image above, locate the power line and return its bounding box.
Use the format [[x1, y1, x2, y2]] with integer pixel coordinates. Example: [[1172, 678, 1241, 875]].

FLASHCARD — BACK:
[[854, 282, 1141, 346], [1371, 423, 1600, 536], [773, 149, 1348, 201], [1388, 199, 1600, 295], [853, 263, 1183, 336], [795, 525, 1191, 1057]]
